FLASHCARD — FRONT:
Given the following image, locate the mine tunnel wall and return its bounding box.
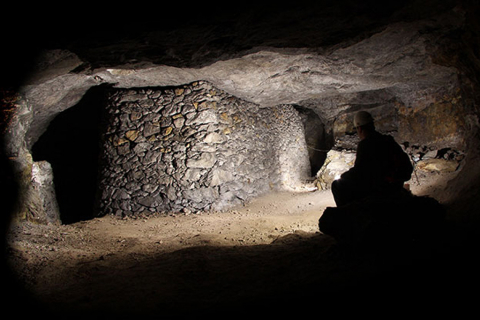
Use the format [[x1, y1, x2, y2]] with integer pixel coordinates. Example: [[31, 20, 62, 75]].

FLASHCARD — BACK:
[[3, 1, 480, 228], [13, 80, 477, 225], [315, 85, 472, 208], [96, 81, 311, 216]]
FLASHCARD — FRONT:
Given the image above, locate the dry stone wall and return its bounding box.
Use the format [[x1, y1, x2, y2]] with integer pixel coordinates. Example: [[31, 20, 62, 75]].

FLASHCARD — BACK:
[[97, 81, 310, 216]]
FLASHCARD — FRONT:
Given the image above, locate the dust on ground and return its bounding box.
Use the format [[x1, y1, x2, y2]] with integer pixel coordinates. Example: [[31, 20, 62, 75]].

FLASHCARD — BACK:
[[6, 190, 344, 316], [7, 190, 334, 265], [4, 189, 471, 317]]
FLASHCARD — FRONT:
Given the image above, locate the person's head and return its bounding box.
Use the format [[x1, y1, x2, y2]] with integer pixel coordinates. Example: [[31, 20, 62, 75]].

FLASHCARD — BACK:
[[354, 111, 375, 140]]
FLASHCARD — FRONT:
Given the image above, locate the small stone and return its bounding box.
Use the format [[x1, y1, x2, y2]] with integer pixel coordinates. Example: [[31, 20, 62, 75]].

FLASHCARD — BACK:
[[130, 111, 142, 121], [142, 184, 158, 193], [172, 114, 183, 119], [133, 142, 151, 154], [113, 137, 129, 146], [203, 132, 223, 144], [113, 189, 130, 200], [220, 112, 229, 123], [186, 152, 217, 168], [138, 195, 163, 207], [144, 122, 161, 137], [173, 117, 185, 129], [210, 169, 234, 186], [162, 127, 173, 136], [117, 143, 130, 155], [125, 130, 139, 141], [185, 109, 217, 126]]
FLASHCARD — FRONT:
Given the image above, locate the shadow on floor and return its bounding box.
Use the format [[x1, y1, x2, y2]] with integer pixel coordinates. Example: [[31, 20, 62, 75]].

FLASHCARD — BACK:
[[19, 226, 479, 318]]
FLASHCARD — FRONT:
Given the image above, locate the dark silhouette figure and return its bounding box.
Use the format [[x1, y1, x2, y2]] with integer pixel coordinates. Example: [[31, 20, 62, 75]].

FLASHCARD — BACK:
[[331, 111, 413, 207], [319, 111, 444, 251]]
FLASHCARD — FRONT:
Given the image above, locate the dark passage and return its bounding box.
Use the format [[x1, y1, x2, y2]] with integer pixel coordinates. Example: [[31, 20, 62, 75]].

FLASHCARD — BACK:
[[295, 105, 330, 176], [32, 86, 106, 224]]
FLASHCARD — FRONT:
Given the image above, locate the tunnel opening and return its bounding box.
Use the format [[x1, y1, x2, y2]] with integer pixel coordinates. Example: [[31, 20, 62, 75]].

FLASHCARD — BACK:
[[294, 105, 331, 177], [31, 85, 107, 224]]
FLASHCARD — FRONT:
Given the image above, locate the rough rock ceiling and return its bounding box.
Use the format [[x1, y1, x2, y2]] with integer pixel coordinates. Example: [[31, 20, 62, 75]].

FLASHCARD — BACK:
[[2, 0, 464, 146], [34, 1, 458, 68], [4, 1, 458, 78]]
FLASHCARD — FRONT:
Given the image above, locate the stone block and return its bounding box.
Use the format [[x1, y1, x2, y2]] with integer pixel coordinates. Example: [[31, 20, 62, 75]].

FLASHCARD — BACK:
[[144, 122, 160, 137], [210, 168, 234, 186], [125, 130, 139, 141], [186, 152, 217, 168], [203, 132, 224, 144], [315, 150, 356, 190], [185, 109, 217, 126], [138, 195, 163, 208]]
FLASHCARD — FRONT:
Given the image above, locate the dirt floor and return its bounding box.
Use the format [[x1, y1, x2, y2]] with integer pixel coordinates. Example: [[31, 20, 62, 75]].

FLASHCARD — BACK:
[[3, 188, 479, 318]]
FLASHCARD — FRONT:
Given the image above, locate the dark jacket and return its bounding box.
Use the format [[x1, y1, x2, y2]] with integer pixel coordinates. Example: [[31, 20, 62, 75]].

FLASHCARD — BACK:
[[341, 131, 413, 191]]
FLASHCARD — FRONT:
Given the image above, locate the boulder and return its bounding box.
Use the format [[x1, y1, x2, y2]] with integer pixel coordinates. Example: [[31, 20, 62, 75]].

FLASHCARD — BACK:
[[315, 150, 355, 190]]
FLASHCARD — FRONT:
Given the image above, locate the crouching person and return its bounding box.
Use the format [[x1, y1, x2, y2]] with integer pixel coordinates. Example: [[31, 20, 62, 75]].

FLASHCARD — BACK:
[[320, 111, 414, 248], [331, 111, 413, 207]]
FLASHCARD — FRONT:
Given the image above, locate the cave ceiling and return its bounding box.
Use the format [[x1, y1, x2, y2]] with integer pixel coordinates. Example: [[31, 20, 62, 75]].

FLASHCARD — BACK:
[[1, 0, 467, 146]]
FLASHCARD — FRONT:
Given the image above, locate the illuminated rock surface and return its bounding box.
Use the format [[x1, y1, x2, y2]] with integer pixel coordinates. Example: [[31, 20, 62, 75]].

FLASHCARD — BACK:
[[5, 0, 479, 224], [2, 1, 480, 316]]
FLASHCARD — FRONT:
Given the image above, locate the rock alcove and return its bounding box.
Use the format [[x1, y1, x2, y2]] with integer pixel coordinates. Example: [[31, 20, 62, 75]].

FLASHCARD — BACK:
[[2, 0, 480, 315]]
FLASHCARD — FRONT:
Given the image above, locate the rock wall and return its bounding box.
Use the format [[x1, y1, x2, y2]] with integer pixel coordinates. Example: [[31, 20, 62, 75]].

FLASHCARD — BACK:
[[315, 86, 469, 197], [97, 81, 310, 216], [6, 2, 478, 225], [326, 87, 468, 151]]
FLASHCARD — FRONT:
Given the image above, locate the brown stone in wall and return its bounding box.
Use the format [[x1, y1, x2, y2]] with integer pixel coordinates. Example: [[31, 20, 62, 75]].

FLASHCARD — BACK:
[[97, 81, 311, 215]]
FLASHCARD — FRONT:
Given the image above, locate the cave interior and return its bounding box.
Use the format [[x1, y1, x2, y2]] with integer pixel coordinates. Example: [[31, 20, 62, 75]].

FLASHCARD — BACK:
[[2, 0, 480, 316]]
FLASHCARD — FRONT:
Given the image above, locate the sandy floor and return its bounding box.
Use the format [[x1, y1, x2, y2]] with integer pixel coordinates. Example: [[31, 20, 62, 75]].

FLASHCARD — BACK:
[[7, 190, 333, 261], [6, 190, 340, 315], [4, 188, 476, 317]]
